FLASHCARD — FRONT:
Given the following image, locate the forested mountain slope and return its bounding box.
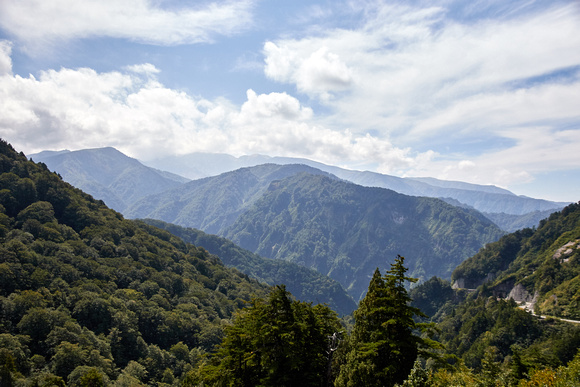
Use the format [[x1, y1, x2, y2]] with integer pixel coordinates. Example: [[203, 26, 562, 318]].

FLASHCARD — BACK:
[[141, 219, 357, 315], [146, 151, 567, 223], [29, 148, 189, 212], [406, 203, 580, 383], [222, 172, 504, 301], [125, 164, 334, 234], [452, 201, 580, 319], [0, 140, 268, 385]]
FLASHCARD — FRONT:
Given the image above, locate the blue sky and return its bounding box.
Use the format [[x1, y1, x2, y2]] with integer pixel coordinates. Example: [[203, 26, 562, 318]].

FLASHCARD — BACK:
[[0, 0, 579, 202]]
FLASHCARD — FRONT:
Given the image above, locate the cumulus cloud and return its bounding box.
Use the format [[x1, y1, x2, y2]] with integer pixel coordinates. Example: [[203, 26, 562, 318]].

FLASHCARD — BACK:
[[240, 89, 312, 120], [1, 1, 579, 198], [0, 55, 423, 171], [0, 0, 254, 49], [264, 43, 353, 100], [263, 2, 580, 131]]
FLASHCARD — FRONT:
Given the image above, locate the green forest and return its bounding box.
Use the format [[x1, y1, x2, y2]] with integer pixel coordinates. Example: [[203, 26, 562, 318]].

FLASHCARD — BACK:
[[1, 138, 580, 386]]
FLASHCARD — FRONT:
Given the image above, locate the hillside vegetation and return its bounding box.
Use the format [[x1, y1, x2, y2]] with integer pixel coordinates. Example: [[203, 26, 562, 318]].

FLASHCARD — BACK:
[[453, 202, 580, 319], [125, 164, 333, 235], [146, 151, 567, 219], [142, 219, 357, 315], [4, 138, 580, 386], [30, 148, 188, 212], [0, 140, 268, 384]]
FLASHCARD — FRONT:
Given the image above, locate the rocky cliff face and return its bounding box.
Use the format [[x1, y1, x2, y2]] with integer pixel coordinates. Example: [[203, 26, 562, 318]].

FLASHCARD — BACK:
[[452, 272, 496, 290]]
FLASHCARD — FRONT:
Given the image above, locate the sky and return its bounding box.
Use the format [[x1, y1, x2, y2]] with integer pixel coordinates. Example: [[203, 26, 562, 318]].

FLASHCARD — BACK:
[[0, 0, 579, 203]]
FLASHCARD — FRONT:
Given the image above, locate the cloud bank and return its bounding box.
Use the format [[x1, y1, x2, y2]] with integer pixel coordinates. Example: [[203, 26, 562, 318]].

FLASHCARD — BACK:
[[0, 45, 419, 173]]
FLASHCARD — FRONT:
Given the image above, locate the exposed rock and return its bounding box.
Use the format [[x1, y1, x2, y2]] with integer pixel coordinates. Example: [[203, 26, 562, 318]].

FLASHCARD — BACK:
[[507, 283, 539, 312], [452, 272, 496, 290], [552, 239, 580, 261], [507, 283, 536, 303]]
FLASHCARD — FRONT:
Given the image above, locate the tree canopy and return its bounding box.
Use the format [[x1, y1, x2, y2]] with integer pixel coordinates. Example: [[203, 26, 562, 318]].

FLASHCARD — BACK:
[[197, 285, 342, 386], [336, 255, 441, 386]]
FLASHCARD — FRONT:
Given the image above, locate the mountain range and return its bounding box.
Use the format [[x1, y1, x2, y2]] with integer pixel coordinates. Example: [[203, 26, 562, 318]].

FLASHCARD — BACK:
[[125, 164, 333, 235], [3, 139, 580, 384], [220, 172, 504, 300], [144, 152, 568, 219], [0, 139, 271, 384], [31, 149, 568, 232]]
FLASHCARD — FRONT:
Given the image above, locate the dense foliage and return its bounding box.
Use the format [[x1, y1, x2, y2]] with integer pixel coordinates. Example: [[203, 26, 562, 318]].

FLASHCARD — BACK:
[[194, 285, 342, 386], [2, 138, 579, 386], [409, 276, 465, 320], [143, 219, 357, 315], [429, 295, 580, 386], [452, 228, 535, 289], [223, 172, 504, 301], [0, 139, 269, 385], [452, 202, 580, 318], [440, 296, 580, 367]]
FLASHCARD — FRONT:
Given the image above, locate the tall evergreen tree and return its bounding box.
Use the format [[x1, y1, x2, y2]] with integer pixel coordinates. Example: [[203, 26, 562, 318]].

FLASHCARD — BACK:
[[200, 285, 342, 386], [336, 256, 441, 387]]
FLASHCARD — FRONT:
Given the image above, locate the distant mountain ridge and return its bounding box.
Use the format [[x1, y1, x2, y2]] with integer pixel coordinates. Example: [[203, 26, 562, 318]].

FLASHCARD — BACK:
[[30, 148, 568, 231], [124, 164, 335, 234], [29, 148, 189, 212], [144, 152, 568, 224]]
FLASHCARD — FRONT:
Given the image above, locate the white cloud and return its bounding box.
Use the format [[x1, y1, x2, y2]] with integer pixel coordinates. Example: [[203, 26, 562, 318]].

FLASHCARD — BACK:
[[405, 125, 580, 188], [259, 1, 580, 190], [1, 1, 580, 199], [0, 0, 254, 49], [240, 89, 312, 120], [263, 2, 580, 135], [411, 78, 580, 138], [264, 43, 354, 100], [0, 40, 12, 75], [125, 63, 161, 75], [0, 56, 423, 171]]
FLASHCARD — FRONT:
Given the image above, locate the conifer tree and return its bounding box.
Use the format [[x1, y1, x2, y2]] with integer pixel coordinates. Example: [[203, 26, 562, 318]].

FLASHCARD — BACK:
[[200, 285, 342, 386], [336, 255, 441, 387]]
